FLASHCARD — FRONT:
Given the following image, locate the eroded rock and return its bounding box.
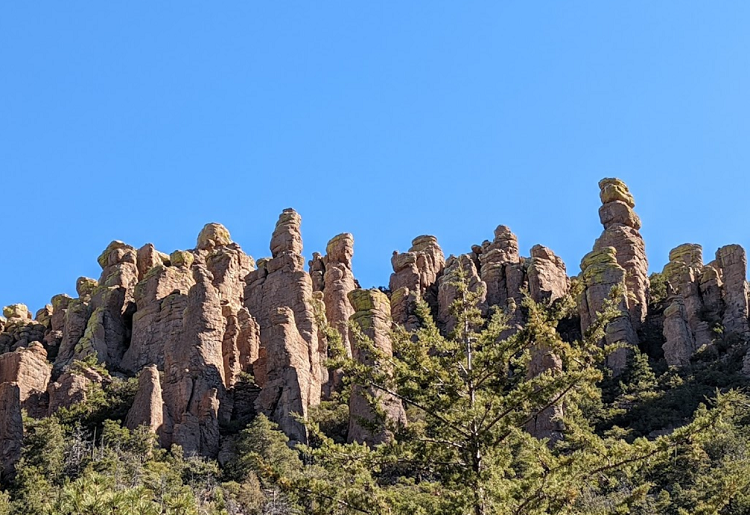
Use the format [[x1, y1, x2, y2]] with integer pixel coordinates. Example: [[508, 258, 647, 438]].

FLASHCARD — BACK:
[[347, 289, 406, 446]]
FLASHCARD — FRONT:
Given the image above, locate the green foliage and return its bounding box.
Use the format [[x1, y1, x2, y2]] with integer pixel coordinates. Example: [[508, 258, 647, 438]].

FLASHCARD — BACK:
[[649, 272, 668, 306]]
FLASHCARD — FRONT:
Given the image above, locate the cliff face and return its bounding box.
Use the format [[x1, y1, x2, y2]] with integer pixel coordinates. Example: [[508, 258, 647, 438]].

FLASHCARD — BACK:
[[1, 177, 749, 474]]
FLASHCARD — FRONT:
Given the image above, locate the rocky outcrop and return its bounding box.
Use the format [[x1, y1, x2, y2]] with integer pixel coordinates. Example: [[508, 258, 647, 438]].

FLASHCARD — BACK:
[[309, 252, 326, 293], [437, 254, 487, 335], [662, 298, 696, 367], [347, 289, 406, 446], [162, 267, 227, 458], [126, 364, 165, 437], [122, 264, 195, 373], [716, 245, 750, 336], [389, 235, 445, 330], [222, 306, 260, 389], [0, 343, 51, 405], [660, 244, 712, 366], [528, 245, 569, 304], [137, 244, 170, 281], [245, 209, 321, 441], [525, 245, 568, 440], [578, 247, 637, 375], [0, 383, 22, 482], [0, 304, 46, 354], [316, 234, 358, 397], [592, 178, 649, 332], [475, 226, 528, 331], [254, 307, 314, 443], [47, 365, 108, 415]]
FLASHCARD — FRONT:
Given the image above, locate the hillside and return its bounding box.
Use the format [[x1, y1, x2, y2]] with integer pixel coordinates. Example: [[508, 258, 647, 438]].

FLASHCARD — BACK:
[[1, 177, 749, 514]]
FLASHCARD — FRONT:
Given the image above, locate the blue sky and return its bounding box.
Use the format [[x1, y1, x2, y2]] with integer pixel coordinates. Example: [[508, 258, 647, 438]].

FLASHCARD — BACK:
[[2, 3, 750, 312]]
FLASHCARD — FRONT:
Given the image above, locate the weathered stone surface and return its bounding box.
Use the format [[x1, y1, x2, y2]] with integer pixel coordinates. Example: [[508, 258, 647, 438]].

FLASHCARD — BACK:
[[320, 234, 357, 396], [347, 289, 406, 446], [593, 178, 649, 331], [578, 247, 637, 375], [309, 252, 326, 292], [389, 235, 445, 327], [663, 298, 696, 367], [55, 241, 140, 371], [245, 209, 321, 442], [97, 241, 139, 291], [716, 245, 749, 336], [222, 306, 260, 389], [137, 243, 169, 280], [528, 245, 569, 304], [699, 263, 724, 323], [254, 307, 315, 443], [122, 265, 195, 372], [0, 343, 51, 404], [125, 365, 165, 438], [477, 226, 528, 332], [162, 267, 226, 458], [47, 365, 107, 414], [54, 297, 92, 373], [170, 250, 195, 268], [2, 305, 31, 321], [76, 277, 98, 299], [438, 254, 487, 335], [0, 311, 46, 354], [197, 223, 233, 250], [0, 383, 22, 482], [270, 209, 303, 256], [660, 244, 712, 365]]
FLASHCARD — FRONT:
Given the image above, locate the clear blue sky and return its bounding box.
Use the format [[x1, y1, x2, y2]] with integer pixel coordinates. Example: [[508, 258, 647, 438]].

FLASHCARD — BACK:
[[2, 3, 750, 313]]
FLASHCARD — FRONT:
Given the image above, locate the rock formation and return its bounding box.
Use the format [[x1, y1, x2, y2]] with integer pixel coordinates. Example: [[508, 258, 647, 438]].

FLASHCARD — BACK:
[[161, 267, 227, 458], [525, 245, 568, 440], [716, 245, 750, 336], [528, 245, 569, 304], [437, 254, 487, 335], [0, 343, 51, 405], [578, 247, 637, 374], [347, 289, 406, 446], [592, 178, 649, 331], [311, 233, 358, 397], [389, 235, 445, 330], [245, 209, 321, 442], [0, 383, 22, 482], [2, 174, 750, 472], [126, 364, 165, 437], [660, 244, 712, 366]]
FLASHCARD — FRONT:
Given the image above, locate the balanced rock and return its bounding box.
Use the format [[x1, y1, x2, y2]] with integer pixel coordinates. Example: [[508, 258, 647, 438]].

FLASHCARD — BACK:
[[593, 178, 649, 331], [245, 209, 321, 441]]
